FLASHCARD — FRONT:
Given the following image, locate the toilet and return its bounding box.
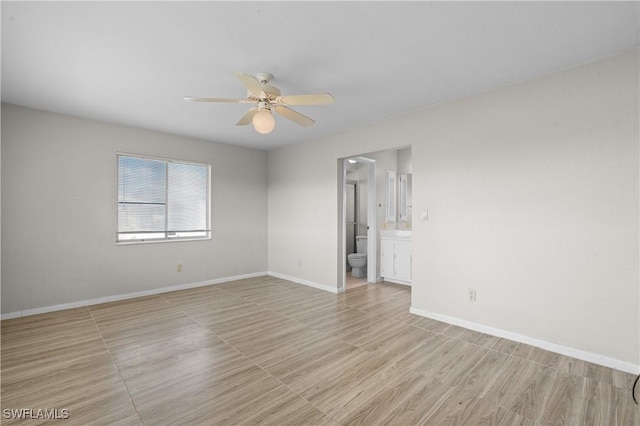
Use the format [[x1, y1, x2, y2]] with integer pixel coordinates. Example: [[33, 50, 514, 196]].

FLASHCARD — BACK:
[[347, 236, 368, 278]]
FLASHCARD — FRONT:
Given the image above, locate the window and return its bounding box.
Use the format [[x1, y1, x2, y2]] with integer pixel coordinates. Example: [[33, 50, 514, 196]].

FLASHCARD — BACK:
[[117, 154, 210, 243]]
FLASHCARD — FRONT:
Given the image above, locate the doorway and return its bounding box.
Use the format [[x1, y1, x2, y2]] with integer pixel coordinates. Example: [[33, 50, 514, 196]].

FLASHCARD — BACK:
[[345, 180, 366, 289], [339, 156, 377, 292], [345, 180, 358, 267]]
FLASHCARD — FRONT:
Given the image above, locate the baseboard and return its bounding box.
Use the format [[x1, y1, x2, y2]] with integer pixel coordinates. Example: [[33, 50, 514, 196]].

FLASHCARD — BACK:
[[267, 271, 338, 294], [1, 271, 268, 320], [382, 278, 412, 286], [409, 306, 640, 375]]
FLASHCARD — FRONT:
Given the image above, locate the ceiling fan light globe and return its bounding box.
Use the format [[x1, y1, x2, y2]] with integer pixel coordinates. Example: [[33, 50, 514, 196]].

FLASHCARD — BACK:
[[253, 110, 275, 134]]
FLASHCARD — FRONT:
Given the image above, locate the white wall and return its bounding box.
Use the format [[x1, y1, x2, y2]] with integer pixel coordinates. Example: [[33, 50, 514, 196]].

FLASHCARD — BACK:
[[1, 104, 268, 314], [268, 51, 639, 367], [397, 147, 412, 174]]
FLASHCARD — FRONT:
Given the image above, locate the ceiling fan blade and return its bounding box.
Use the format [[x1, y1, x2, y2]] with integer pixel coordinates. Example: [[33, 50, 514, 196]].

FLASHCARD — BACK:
[[274, 105, 315, 127], [261, 84, 281, 97], [277, 93, 334, 106], [184, 96, 252, 103], [235, 73, 264, 97], [236, 108, 259, 126]]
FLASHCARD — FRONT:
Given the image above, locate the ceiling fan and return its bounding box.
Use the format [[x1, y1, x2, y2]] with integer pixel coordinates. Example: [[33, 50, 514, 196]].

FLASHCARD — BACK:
[[185, 72, 334, 134]]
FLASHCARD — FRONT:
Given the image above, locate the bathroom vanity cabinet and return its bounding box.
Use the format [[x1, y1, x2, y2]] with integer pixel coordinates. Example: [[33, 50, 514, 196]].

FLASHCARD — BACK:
[[380, 234, 411, 285]]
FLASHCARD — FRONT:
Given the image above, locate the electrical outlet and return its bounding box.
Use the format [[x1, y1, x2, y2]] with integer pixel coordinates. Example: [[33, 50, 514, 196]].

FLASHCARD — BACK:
[[177, 264, 183, 272], [467, 288, 476, 302]]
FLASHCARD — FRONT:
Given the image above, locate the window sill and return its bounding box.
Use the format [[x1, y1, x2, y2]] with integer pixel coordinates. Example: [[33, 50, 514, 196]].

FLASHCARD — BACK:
[[116, 236, 212, 245]]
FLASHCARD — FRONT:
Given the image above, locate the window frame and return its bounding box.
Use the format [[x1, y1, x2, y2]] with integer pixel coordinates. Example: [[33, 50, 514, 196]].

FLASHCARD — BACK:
[[116, 152, 212, 245]]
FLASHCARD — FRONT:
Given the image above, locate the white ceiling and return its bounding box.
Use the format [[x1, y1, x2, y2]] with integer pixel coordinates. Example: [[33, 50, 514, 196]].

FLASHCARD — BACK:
[[2, 2, 638, 151]]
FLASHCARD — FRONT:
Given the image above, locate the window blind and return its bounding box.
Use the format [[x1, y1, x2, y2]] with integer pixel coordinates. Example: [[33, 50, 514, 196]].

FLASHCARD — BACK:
[[117, 154, 210, 242]]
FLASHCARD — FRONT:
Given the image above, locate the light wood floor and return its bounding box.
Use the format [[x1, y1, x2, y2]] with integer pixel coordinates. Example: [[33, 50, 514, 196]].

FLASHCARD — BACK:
[[1, 276, 638, 425], [345, 272, 367, 289]]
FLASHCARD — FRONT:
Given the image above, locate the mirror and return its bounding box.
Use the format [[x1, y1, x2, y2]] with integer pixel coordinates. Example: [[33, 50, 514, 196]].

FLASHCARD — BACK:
[[385, 170, 396, 223], [398, 173, 412, 228]]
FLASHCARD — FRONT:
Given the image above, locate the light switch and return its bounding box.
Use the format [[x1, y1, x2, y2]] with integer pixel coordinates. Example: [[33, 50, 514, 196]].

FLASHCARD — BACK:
[[420, 210, 428, 221]]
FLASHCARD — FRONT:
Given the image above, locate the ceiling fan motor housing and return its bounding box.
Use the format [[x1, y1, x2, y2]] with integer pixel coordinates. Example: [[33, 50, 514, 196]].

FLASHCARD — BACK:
[[256, 72, 273, 85]]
